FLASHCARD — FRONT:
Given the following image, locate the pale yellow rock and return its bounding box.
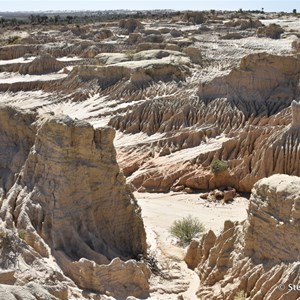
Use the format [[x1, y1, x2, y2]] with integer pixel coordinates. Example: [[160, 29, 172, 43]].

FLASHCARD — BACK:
[[185, 174, 300, 299], [291, 100, 300, 127], [19, 53, 65, 75], [0, 106, 149, 299]]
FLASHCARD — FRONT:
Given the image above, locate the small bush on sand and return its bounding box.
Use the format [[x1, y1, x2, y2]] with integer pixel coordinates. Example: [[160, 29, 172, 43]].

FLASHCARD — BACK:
[[169, 215, 205, 245], [210, 159, 228, 175]]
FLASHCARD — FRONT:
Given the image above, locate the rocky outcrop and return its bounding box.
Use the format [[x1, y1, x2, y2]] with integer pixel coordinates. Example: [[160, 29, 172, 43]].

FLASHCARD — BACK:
[[0, 79, 65, 94], [136, 42, 181, 52], [19, 53, 66, 75], [225, 18, 263, 29], [198, 53, 300, 116], [0, 106, 37, 197], [183, 47, 202, 64], [96, 52, 130, 65], [96, 49, 189, 66], [110, 97, 243, 136], [0, 283, 61, 300], [80, 45, 100, 58], [119, 18, 143, 34], [257, 23, 284, 39], [133, 49, 187, 62], [99, 51, 300, 194], [111, 86, 300, 193], [64, 64, 131, 90], [0, 41, 120, 62], [61, 256, 150, 299], [65, 59, 188, 91], [0, 106, 149, 299], [0, 45, 37, 60], [185, 174, 300, 300], [182, 11, 205, 24], [94, 29, 113, 41]]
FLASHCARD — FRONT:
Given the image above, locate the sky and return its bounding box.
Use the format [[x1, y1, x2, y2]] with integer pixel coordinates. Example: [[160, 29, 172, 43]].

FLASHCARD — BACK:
[[0, 0, 299, 12]]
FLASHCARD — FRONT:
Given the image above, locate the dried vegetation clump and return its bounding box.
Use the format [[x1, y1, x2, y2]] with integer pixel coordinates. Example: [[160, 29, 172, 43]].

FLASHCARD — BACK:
[[257, 23, 284, 39], [169, 215, 206, 245]]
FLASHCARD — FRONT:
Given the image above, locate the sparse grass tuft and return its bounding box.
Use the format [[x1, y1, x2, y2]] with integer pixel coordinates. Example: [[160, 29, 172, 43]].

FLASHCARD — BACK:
[[210, 159, 228, 175], [169, 215, 205, 245]]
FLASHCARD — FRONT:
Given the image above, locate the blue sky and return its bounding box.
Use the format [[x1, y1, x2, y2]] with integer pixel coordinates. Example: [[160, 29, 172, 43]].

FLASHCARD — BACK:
[[0, 1, 299, 12]]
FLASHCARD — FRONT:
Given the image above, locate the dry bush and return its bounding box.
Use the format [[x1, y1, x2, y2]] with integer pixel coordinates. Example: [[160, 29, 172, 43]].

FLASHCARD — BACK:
[[183, 11, 205, 24], [257, 23, 284, 39], [119, 18, 143, 34], [210, 159, 228, 175]]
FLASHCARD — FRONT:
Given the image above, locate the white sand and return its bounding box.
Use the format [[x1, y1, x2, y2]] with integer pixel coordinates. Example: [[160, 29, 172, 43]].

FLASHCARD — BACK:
[[0, 72, 67, 83], [136, 192, 248, 236], [136, 191, 248, 299], [0, 57, 35, 65]]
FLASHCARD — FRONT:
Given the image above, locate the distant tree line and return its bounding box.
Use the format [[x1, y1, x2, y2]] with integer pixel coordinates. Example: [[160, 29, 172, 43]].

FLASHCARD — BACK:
[[0, 10, 181, 28], [0, 8, 298, 29], [28, 14, 74, 25], [0, 17, 26, 27]]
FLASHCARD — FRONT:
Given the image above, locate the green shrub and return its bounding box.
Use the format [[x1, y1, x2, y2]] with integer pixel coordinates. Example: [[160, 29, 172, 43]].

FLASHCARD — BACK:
[[169, 215, 205, 245], [210, 159, 228, 175]]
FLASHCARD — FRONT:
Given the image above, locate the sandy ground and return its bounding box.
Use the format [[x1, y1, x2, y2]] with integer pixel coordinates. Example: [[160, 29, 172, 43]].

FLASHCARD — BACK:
[[135, 192, 248, 299], [136, 191, 248, 235], [0, 72, 67, 83]]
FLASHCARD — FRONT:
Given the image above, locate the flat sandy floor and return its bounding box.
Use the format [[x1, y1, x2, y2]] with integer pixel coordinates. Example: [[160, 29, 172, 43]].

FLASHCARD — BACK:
[[136, 191, 248, 236], [135, 192, 249, 300], [134, 192, 249, 300]]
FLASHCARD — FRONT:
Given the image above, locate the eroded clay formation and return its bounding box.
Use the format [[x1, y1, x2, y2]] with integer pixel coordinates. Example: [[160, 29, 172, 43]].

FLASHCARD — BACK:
[[0, 10, 299, 299], [185, 174, 300, 300], [0, 106, 149, 299]]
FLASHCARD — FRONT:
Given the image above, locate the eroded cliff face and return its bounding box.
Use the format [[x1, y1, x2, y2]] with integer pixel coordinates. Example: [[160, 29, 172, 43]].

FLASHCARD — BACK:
[[0, 106, 149, 299], [199, 52, 300, 116], [112, 53, 300, 193], [114, 104, 300, 194], [0, 105, 37, 197], [185, 174, 300, 300], [19, 53, 66, 75], [0, 26, 299, 194]]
